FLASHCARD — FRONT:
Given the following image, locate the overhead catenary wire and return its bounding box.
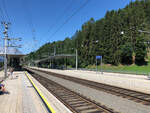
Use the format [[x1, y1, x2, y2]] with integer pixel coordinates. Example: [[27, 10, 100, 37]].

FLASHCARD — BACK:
[[2, 0, 10, 22], [21, 0, 36, 40], [0, 6, 5, 21], [39, 0, 75, 47], [21, 0, 37, 51], [0, 0, 14, 41], [48, 0, 90, 41], [0, 0, 7, 48], [0, 0, 21, 52], [44, 0, 74, 37], [0, 6, 5, 39], [1, 0, 16, 46]]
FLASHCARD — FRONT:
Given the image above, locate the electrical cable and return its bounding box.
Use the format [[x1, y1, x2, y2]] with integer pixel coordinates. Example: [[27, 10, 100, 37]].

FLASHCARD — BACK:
[[21, 0, 37, 51], [48, 0, 90, 41], [21, 0, 36, 40], [0, 6, 5, 21], [44, 0, 74, 37], [2, 0, 10, 21], [0, 0, 6, 48], [1, 0, 16, 47]]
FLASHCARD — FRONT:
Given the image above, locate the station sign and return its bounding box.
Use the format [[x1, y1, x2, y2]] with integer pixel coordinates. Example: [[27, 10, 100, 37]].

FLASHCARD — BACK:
[[96, 56, 102, 59]]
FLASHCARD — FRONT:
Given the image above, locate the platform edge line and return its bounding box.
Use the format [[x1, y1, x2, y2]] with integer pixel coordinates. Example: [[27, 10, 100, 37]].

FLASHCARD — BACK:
[[25, 71, 56, 113]]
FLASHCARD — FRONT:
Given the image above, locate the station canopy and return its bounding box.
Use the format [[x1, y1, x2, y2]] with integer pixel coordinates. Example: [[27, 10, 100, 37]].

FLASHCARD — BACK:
[[0, 47, 25, 57], [34, 54, 76, 63]]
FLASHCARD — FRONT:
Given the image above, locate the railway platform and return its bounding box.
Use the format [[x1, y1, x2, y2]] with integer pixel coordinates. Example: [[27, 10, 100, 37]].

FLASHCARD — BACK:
[[30, 66, 150, 94], [0, 71, 72, 113]]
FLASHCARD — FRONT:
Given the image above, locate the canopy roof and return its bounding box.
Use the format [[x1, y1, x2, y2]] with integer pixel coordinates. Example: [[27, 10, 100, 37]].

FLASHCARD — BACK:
[[34, 54, 76, 63], [0, 47, 25, 57]]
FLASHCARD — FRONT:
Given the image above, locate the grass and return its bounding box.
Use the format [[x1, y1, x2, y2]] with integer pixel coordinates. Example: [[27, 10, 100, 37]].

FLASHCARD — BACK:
[[85, 61, 150, 75]]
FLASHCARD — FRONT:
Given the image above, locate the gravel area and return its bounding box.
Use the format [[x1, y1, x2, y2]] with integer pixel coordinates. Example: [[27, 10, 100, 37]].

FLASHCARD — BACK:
[[31, 69, 150, 113]]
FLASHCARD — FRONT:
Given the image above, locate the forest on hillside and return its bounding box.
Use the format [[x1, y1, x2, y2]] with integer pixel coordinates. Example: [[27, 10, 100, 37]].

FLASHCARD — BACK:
[[25, 0, 150, 67]]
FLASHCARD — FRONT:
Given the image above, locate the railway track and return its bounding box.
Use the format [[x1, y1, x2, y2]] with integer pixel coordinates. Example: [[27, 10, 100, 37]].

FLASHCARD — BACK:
[[30, 72, 120, 113], [25, 67, 150, 106]]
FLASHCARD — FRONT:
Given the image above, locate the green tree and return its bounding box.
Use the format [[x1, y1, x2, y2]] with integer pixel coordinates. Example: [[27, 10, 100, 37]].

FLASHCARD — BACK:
[[135, 35, 147, 65], [120, 43, 133, 64], [26, 0, 150, 67]]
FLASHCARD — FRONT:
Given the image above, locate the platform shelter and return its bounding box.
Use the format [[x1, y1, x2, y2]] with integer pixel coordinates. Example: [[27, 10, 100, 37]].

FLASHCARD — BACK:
[[0, 47, 25, 70]]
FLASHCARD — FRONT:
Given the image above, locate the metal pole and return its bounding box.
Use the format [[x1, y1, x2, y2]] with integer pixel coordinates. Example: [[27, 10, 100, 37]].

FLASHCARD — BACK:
[[4, 36, 7, 78], [50, 60, 51, 68], [76, 49, 78, 70], [3, 23, 9, 78], [101, 56, 103, 74], [96, 59, 97, 73], [54, 46, 56, 56]]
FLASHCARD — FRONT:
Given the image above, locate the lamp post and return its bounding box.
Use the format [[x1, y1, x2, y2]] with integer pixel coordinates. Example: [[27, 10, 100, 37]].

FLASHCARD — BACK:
[[81, 40, 101, 71], [75, 49, 78, 70]]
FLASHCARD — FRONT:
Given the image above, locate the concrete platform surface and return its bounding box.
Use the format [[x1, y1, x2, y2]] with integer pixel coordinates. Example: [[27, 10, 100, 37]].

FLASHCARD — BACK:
[[27, 72, 72, 113], [0, 71, 48, 113], [30, 67, 150, 94], [0, 71, 72, 113]]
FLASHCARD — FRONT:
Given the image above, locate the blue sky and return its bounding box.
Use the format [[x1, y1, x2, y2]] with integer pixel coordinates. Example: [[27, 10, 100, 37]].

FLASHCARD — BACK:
[[0, 0, 135, 54]]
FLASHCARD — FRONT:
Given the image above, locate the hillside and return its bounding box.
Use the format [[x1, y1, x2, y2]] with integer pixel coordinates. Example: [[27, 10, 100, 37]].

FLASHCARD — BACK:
[[26, 0, 150, 68]]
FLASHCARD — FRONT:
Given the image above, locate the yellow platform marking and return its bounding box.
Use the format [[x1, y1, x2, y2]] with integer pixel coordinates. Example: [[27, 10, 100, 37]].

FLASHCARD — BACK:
[[25, 72, 56, 113]]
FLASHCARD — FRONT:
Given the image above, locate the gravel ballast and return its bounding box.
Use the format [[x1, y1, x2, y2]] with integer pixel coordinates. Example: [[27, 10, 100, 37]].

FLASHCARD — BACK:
[[31, 67, 150, 94], [31, 69, 150, 113]]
